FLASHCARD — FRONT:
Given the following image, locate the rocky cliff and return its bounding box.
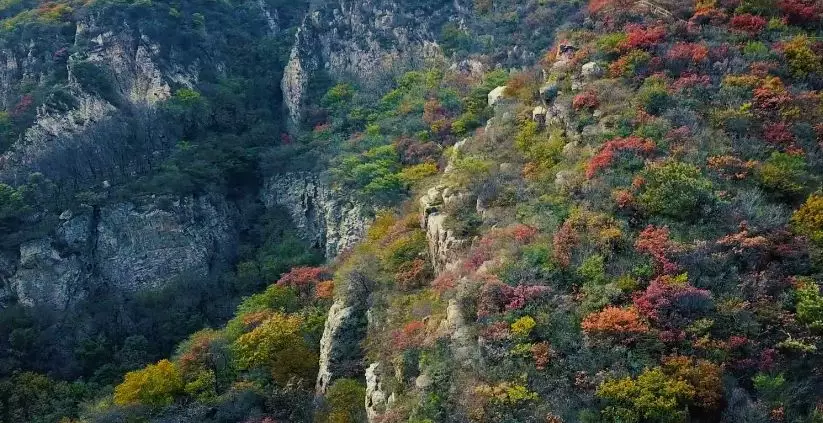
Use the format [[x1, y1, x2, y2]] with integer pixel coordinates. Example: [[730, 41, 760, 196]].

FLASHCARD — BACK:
[[0, 11, 200, 186], [281, 0, 457, 128], [263, 172, 371, 258], [0, 195, 238, 310]]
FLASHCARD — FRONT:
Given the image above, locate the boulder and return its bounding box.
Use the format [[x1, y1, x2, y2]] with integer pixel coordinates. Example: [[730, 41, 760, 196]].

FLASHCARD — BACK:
[[581, 61, 604, 79], [488, 85, 507, 106]]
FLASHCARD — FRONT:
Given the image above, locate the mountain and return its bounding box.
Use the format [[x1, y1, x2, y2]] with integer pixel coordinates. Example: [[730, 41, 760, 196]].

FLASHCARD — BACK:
[[4, 0, 823, 422]]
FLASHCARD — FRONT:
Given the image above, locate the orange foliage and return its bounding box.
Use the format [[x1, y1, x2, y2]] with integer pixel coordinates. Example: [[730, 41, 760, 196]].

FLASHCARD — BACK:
[[531, 342, 554, 370], [586, 136, 656, 179], [315, 280, 334, 300], [581, 306, 650, 337], [635, 225, 679, 274]]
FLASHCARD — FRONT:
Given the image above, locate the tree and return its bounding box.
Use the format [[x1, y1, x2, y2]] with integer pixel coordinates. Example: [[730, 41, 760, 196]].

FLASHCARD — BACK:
[[795, 278, 823, 330], [782, 35, 822, 78], [113, 359, 184, 407], [232, 313, 317, 385], [598, 366, 694, 422], [276, 266, 328, 299], [758, 152, 809, 199], [586, 136, 655, 179], [318, 379, 367, 423]]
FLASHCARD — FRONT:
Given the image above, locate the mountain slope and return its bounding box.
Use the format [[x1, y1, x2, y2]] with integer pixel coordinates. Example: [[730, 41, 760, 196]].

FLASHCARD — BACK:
[[9, 0, 823, 423]]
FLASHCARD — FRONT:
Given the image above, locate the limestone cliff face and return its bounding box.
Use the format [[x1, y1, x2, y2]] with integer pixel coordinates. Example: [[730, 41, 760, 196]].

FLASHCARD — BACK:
[[0, 195, 238, 310], [6, 14, 199, 178], [282, 0, 455, 128], [263, 172, 370, 258], [315, 269, 373, 396]]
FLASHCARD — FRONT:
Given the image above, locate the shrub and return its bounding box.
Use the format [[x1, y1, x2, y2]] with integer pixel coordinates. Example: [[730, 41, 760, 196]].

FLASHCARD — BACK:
[[661, 356, 723, 409], [232, 313, 317, 385], [610, 50, 652, 77], [782, 35, 822, 78], [276, 266, 327, 299], [635, 225, 679, 274], [573, 91, 600, 111], [731, 14, 768, 33], [474, 382, 539, 405], [598, 356, 721, 421], [586, 136, 655, 179], [581, 306, 650, 339], [621, 24, 667, 50], [511, 316, 537, 338], [666, 42, 709, 63], [795, 278, 823, 330], [791, 194, 823, 243], [637, 161, 714, 220], [758, 152, 809, 199], [636, 77, 670, 115], [778, 0, 822, 24], [597, 367, 695, 423], [633, 274, 712, 326], [319, 379, 367, 423]]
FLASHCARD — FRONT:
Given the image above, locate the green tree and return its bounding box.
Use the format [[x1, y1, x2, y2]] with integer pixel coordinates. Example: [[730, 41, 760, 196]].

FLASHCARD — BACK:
[[318, 378, 367, 423], [758, 152, 809, 199]]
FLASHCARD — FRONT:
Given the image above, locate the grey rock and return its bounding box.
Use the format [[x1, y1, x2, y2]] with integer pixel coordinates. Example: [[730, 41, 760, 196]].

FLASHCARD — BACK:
[[263, 172, 370, 258], [420, 186, 468, 273], [315, 271, 372, 396], [6, 195, 238, 309], [581, 61, 604, 79], [365, 362, 389, 422], [282, 0, 450, 129]]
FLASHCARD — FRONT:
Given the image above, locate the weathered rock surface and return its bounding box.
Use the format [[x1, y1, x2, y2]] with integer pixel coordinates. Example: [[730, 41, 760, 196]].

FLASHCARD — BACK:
[[281, 0, 451, 128], [365, 362, 389, 421], [315, 270, 373, 395], [0, 13, 199, 185], [487, 85, 508, 106], [3, 195, 238, 309], [420, 186, 468, 273], [263, 172, 370, 258]]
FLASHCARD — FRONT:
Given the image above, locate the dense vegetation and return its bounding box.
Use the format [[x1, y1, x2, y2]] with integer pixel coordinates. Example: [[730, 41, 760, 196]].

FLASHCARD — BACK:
[[7, 0, 823, 422]]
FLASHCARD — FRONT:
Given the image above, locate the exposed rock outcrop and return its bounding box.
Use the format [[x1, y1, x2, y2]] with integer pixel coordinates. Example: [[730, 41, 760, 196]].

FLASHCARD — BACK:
[[315, 270, 373, 396], [0, 13, 199, 185], [365, 362, 391, 421], [263, 172, 370, 258], [420, 185, 469, 273], [281, 0, 451, 128], [3, 195, 238, 310], [487, 85, 507, 106]]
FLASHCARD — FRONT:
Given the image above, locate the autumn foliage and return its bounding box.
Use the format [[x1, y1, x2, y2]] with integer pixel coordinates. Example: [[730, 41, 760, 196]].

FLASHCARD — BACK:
[[582, 306, 649, 339], [586, 136, 655, 179]]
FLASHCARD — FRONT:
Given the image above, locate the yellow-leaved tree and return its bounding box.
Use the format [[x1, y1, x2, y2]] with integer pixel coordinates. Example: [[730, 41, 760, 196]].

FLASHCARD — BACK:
[[113, 359, 183, 407], [232, 312, 318, 385]]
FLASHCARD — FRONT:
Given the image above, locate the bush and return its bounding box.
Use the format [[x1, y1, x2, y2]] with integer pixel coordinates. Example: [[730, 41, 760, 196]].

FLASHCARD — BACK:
[[791, 194, 823, 243], [231, 313, 317, 385], [758, 152, 809, 199], [795, 279, 823, 330], [637, 161, 714, 220]]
